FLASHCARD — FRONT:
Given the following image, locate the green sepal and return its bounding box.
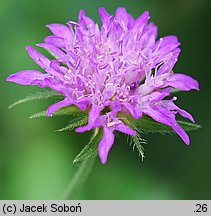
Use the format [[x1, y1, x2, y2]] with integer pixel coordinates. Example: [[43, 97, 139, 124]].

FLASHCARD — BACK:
[[130, 133, 146, 160], [73, 128, 103, 164], [120, 115, 146, 160], [57, 116, 88, 132], [121, 113, 201, 160], [29, 111, 47, 119], [51, 105, 85, 117], [9, 90, 63, 109], [42, 47, 59, 59], [170, 88, 182, 94], [128, 115, 201, 134], [29, 105, 86, 119]]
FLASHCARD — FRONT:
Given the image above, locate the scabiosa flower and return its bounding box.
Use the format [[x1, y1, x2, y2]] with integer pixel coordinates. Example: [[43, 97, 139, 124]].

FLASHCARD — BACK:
[[7, 7, 199, 164]]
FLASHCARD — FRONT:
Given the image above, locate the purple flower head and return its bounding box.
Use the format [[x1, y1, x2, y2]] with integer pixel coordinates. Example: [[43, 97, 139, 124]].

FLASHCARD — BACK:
[[7, 7, 199, 164]]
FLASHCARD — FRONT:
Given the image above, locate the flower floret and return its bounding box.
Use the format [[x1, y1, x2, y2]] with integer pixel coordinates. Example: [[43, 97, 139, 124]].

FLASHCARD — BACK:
[[7, 7, 199, 163]]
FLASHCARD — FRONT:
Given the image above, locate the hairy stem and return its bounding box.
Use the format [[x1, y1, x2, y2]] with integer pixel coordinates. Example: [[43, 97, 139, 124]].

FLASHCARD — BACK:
[[61, 154, 97, 200]]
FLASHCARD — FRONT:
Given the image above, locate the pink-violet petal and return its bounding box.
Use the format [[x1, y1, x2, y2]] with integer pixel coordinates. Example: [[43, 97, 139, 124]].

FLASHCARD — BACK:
[[36, 43, 66, 59], [47, 97, 73, 116], [26, 46, 51, 70], [166, 73, 199, 91], [6, 70, 47, 86], [115, 123, 137, 136], [75, 104, 103, 132], [44, 36, 65, 48], [98, 127, 115, 164]]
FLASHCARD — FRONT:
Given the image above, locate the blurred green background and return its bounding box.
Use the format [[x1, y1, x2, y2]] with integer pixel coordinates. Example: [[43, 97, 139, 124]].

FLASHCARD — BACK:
[[1, 0, 211, 200]]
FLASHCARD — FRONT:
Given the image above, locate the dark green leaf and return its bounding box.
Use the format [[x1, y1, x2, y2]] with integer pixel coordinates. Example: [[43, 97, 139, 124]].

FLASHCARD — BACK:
[[73, 128, 103, 164], [9, 90, 63, 109]]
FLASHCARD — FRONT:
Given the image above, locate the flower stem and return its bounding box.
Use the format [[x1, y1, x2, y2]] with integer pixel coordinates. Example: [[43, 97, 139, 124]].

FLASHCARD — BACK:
[[61, 154, 97, 200]]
